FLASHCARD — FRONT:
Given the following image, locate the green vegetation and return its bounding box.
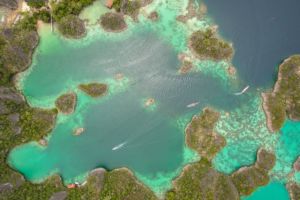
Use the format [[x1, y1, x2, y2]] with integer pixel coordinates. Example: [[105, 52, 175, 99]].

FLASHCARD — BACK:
[[287, 182, 300, 200], [231, 149, 276, 196], [0, 175, 65, 200], [33, 9, 51, 23], [55, 92, 77, 114], [262, 55, 300, 132], [99, 168, 158, 200], [185, 107, 226, 160], [165, 159, 240, 200], [100, 12, 127, 32], [111, 0, 145, 20], [167, 148, 275, 200], [78, 83, 108, 97], [0, 14, 38, 85], [25, 0, 47, 8], [51, 0, 95, 21], [189, 29, 234, 61], [57, 15, 86, 38]]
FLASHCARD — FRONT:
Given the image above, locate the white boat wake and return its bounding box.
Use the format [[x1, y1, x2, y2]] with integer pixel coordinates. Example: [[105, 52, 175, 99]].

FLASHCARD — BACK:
[[187, 101, 200, 108], [234, 85, 250, 96], [112, 142, 127, 151]]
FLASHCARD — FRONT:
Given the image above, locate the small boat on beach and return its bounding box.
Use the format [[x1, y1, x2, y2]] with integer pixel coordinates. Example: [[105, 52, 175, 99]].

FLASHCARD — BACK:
[[234, 85, 250, 96], [187, 101, 200, 108]]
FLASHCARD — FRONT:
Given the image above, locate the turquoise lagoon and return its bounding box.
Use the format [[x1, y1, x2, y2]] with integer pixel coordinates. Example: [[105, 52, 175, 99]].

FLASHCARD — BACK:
[[7, 0, 300, 198]]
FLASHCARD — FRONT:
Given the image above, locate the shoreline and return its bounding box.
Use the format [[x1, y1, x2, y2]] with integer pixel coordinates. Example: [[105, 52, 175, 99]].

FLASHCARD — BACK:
[[261, 92, 276, 133]]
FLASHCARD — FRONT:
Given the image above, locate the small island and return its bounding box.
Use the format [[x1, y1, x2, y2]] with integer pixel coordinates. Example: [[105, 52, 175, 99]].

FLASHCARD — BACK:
[[110, 0, 152, 21], [57, 15, 86, 39], [100, 12, 127, 33], [185, 107, 226, 160], [144, 98, 155, 107], [55, 92, 77, 115], [189, 28, 234, 61], [179, 60, 193, 74], [78, 82, 108, 98], [262, 55, 300, 132]]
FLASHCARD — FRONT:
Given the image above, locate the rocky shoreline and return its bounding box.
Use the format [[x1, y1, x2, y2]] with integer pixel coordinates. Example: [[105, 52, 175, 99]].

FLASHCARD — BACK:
[[261, 55, 300, 132]]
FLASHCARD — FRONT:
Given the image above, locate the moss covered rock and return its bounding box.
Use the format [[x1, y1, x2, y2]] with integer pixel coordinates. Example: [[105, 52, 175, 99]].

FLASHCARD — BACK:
[[57, 15, 86, 39], [185, 107, 226, 160], [78, 82, 108, 97], [262, 55, 300, 132], [189, 29, 233, 61], [100, 12, 127, 32], [99, 168, 157, 200], [55, 92, 76, 114]]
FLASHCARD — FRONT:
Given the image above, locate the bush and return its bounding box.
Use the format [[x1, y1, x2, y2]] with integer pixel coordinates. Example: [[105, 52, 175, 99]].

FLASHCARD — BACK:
[[26, 0, 47, 8], [52, 0, 95, 21]]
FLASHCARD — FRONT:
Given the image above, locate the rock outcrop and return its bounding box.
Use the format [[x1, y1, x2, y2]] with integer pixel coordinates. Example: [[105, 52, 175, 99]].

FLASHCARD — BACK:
[[262, 55, 300, 132], [55, 92, 76, 114], [185, 108, 226, 160], [78, 83, 108, 98], [231, 148, 276, 196], [0, 0, 19, 10]]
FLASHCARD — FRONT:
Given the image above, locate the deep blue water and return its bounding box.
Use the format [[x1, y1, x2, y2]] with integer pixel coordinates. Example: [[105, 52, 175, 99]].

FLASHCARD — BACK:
[[203, 0, 300, 87]]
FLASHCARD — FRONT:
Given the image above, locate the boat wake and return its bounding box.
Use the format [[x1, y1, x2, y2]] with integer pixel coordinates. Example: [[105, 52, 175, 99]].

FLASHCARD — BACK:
[[234, 85, 250, 96], [112, 142, 127, 151]]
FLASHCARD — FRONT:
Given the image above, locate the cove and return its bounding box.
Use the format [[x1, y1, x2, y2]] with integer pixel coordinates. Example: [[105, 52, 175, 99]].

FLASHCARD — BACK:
[[7, 0, 251, 194]]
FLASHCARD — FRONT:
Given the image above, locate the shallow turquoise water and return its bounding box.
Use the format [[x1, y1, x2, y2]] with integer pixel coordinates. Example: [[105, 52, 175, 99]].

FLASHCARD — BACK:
[[7, 0, 300, 196], [244, 182, 290, 200], [9, 0, 245, 194]]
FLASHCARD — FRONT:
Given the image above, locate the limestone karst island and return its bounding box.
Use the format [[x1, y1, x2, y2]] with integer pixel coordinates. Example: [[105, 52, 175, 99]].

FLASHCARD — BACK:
[[1, 0, 300, 200]]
